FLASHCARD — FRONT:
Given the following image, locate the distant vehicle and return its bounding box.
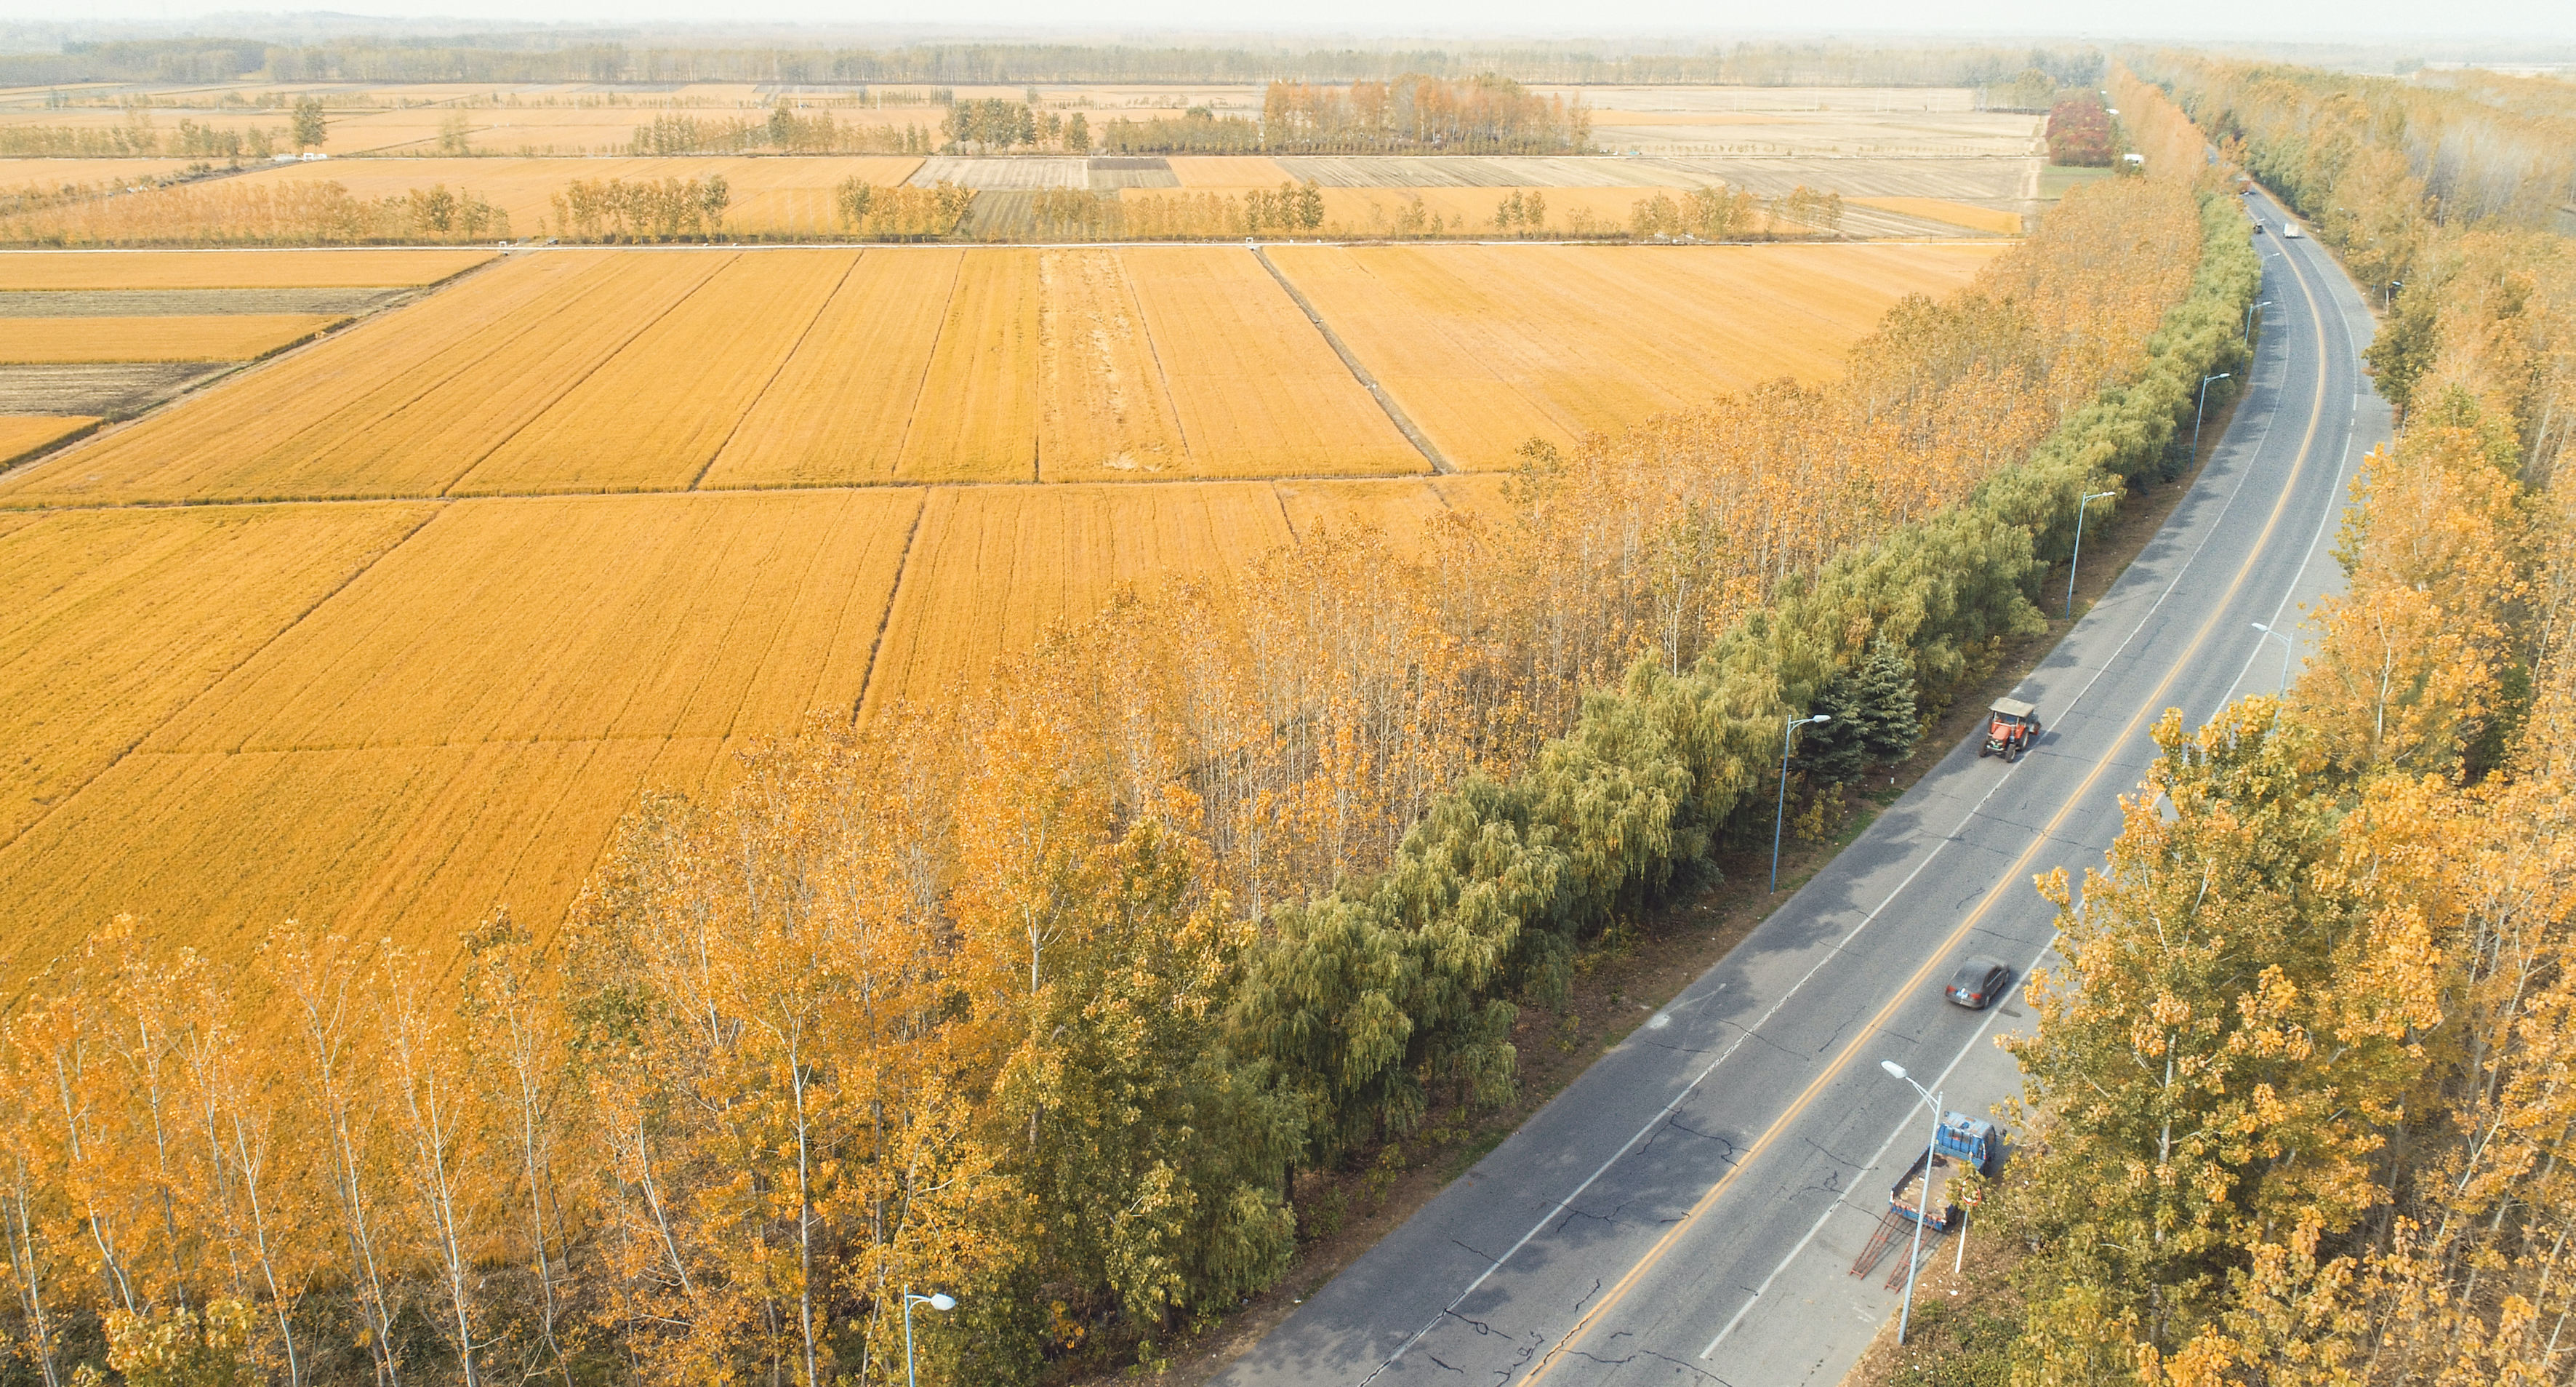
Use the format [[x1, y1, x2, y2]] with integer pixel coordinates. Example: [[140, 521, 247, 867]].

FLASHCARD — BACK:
[[2252, 223, 2266, 234], [2282, 223, 2303, 239], [1944, 956, 2013, 1010], [1891, 1113, 2001, 1231], [1979, 698, 2042, 761]]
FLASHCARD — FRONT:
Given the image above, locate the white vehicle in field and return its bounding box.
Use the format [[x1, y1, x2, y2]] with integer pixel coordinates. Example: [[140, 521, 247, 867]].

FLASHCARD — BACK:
[[2281, 222, 2303, 239]]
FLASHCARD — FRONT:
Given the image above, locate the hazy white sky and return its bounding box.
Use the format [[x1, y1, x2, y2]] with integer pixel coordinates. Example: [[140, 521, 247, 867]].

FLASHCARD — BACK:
[[33, 0, 2576, 43]]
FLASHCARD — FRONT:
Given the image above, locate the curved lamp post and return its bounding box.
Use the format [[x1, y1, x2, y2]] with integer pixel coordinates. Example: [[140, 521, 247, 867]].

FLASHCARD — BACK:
[[2066, 490, 2119, 617], [2193, 372, 2233, 458], [1771, 714, 1831, 894], [904, 1290, 955, 1387], [2252, 621, 2295, 698], [1881, 1060, 1943, 1347]]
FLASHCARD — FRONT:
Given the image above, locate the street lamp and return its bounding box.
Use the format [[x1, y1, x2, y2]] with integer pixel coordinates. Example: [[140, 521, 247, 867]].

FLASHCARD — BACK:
[[1881, 1060, 1944, 1347], [904, 1290, 956, 1387], [1771, 713, 1831, 894], [2243, 298, 2273, 340], [2251, 622, 2295, 698], [2386, 279, 2404, 311], [2193, 372, 2233, 458], [2065, 489, 2118, 617]]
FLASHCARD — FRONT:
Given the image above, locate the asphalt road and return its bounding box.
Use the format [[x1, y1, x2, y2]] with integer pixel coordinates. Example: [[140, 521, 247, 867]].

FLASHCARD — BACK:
[[1213, 188, 2390, 1387]]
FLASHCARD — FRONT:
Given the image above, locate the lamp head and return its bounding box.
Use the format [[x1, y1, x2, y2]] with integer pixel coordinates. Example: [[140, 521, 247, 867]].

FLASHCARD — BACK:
[[928, 1293, 956, 1311], [1881, 1060, 1908, 1080]]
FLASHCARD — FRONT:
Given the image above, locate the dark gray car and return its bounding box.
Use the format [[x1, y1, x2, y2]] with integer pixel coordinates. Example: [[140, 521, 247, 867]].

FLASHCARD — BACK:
[[1944, 956, 2013, 1010]]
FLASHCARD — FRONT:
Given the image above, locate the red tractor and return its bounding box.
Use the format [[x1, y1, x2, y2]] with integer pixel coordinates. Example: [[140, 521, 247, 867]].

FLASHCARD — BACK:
[[1980, 698, 2042, 762]]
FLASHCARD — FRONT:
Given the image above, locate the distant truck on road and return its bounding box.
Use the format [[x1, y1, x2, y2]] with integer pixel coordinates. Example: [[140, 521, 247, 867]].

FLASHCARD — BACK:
[[1890, 1113, 2000, 1233]]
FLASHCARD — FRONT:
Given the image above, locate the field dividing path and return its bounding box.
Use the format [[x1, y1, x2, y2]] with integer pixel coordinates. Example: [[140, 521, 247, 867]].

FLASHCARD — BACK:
[[1250, 246, 1452, 474], [1212, 188, 2390, 1387]]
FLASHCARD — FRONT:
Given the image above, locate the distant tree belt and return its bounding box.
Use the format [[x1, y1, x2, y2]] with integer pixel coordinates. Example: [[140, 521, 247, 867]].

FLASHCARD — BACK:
[[2138, 48, 2576, 425], [2, 179, 507, 247], [0, 36, 2106, 87], [832, 179, 976, 241], [1095, 75, 1589, 156], [0, 116, 287, 159], [0, 167, 2256, 1382], [627, 104, 939, 156], [547, 175, 730, 244]]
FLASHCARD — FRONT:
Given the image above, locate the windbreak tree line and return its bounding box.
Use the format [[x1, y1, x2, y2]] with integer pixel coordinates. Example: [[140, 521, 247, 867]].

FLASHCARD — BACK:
[[1097, 75, 1588, 156], [0, 179, 508, 247], [0, 173, 2254, 1384], [0, 36, 2103, 89], [624, 103, 940, 156], [1970, 59, 2576, 1384]]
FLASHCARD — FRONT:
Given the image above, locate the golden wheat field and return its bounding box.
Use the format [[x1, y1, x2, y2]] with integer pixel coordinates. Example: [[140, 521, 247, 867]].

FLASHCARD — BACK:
[[0, 242, 1992, 500], [1848, 196, 2026, 235], [0, 490, 920, 972], [451, 251, 853, 495], [0, 252, 718, 503], [859, 482, 1293, 712], [0, 503, 438, 856], [1122, 248, 1425, 478], [0, 248, 494, 289], [1265, 241, 2003, 468], [0, 233, 2008, 965], [0, 415, 97, 464], [700, 249, 971, 487], [0, 313, 340, 364]]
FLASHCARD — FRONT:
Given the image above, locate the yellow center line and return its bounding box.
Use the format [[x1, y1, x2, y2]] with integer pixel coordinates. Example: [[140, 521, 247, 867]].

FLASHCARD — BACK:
[[1517, 223, 2335, 1386]]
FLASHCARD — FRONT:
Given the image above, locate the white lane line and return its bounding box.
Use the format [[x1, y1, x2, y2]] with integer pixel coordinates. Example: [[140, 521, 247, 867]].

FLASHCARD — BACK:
[[2220, 241, 2376, 707], [1699, 931, 2064, 1360], [1350, 771, 2015, 1386]]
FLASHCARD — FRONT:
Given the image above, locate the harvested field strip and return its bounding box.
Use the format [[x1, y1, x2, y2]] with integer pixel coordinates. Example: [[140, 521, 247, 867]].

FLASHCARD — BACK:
[[1267, 243, 2000, 469], [151, 489, 922, 754], [1164, 156, 1291, 187], [862, 481, 1292, 712], [0, 313, 341, 364], [0, 415, 97, 465], [896, 249, 1041, 482], [0, 249, 494, 290], [0, 252, 726, 505], [699, 249, 963, 489], [0, 501, 436, 850], [1125, 247, 1424, 477], [452, 251, 852, 495], [1035, 249, 1188, 480], [1848, 196, 2025, 235]]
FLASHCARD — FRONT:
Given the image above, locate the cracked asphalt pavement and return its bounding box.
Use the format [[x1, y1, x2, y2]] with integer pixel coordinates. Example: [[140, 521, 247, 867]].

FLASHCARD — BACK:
[[1213, 192, 2386, 1387]]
